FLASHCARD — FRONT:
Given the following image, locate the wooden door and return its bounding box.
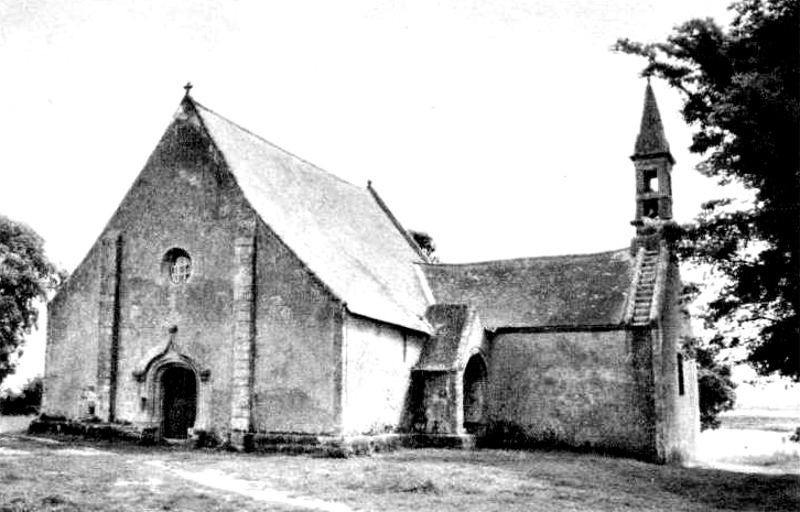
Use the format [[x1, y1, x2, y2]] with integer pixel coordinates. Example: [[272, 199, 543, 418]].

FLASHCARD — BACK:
[[161, 367, 197, 439]]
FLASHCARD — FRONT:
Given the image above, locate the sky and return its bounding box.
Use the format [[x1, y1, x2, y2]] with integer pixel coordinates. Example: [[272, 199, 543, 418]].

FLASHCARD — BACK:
[[0, 0, 739, 389]]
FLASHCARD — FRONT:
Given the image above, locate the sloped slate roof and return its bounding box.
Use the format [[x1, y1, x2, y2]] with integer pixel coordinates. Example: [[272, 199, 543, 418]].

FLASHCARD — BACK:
[[417, 304, 470, 370], [190, 99, 431, 333], [421, 249, 635, 329]]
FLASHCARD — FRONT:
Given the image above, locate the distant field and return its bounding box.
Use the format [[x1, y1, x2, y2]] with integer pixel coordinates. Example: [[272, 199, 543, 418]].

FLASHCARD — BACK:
[[698, 399, 800, 474], [720, 413, 799, 432]]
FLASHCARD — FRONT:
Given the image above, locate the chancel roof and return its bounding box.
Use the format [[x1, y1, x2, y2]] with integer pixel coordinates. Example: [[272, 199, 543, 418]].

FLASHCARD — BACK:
[[187, 98, 431, 333], [421, 249, 635, 330]]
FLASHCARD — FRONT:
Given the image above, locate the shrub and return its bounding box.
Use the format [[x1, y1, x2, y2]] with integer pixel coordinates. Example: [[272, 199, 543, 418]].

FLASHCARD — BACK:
[[0, 376, 43, 415]]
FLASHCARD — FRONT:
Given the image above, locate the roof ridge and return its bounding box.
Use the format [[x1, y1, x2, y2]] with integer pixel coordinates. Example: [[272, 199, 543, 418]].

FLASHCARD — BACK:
[[192, 99, 363, 191], [188, 95, 432, 333], [367, 182, 429, 262], [420, 248, 630, 267]]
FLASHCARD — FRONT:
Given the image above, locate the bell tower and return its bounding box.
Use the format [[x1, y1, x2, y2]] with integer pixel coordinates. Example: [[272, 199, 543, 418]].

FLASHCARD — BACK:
[[631, 81, 675, 233]]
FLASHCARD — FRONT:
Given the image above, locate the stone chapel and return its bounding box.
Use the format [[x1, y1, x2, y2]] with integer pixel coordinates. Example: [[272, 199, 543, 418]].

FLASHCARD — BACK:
[[40, 83, 699, 463]]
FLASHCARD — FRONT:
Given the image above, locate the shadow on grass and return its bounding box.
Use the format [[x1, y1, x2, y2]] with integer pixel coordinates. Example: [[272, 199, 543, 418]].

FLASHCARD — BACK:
[[622, 463, 800, 511], [385, 448, 800, 511]]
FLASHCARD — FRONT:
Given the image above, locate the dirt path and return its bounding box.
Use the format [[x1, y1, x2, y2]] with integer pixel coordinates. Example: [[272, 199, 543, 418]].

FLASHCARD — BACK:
[[144, 460, 356, 512], [2, 434, 356, 511]]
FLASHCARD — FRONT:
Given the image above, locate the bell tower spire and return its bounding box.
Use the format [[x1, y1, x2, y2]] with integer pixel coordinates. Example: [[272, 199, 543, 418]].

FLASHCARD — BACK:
[[631, 81, 675, 233]]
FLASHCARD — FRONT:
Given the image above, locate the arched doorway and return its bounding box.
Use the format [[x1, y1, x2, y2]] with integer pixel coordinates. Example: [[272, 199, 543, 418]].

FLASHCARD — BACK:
[[161, 366, 197, 439], [463, 354, 487, 434]]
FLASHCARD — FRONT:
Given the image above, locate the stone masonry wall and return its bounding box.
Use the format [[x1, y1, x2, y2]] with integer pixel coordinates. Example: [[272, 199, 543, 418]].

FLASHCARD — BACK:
[[488, 329, 655, 457], [109, 120, 254, 432], [229, 219, 256, 434], [342, 315, 424, 435], [418, 371, 458, 435], [659, 260, 700, 462], [47, 117, 262, 434], [44, 245, 102, 419], [250, 221, 342, 434], [96, 232, 122, 421]]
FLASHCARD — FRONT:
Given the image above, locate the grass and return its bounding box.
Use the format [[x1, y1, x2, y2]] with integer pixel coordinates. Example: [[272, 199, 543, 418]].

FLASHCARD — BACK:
[[0, 434, 797, 512], [1, 414, 798, 511], [0, 441, 279, 512]]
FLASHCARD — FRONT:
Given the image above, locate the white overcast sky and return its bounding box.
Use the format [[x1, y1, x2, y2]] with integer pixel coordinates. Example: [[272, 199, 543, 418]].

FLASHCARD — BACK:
[[0, 0, 738, 387]]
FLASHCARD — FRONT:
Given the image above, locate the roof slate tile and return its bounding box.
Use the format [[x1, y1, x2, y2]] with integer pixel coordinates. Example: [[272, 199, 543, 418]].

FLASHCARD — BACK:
[[421, 249, 635, 329], [191, 99, 432, 332]]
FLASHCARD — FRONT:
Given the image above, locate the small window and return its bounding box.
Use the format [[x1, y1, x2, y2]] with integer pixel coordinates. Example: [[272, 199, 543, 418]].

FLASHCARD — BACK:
[[642, 198, 659, 219], [643, 169, 659, 193], [163, 248, 192, 284], [677, 353, 685, 396]]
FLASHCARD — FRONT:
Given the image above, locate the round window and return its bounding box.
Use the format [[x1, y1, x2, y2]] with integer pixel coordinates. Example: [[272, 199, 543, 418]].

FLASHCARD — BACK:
[[163, 248, 192, 284]]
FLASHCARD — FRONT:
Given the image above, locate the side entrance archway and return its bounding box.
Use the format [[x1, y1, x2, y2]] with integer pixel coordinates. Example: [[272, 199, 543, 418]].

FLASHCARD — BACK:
[[463, 354, 487, 434], [160, 366, 197, 439]]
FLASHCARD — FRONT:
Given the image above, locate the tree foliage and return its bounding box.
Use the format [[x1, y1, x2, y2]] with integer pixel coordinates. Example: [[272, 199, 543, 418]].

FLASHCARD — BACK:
[[409, 230, 439, 261], [0, 376, 43, 415], [0, 215, 63, 383], [680, 283, 737, 430], [616, 0, 800, 379], [683, 335, 738, 430]]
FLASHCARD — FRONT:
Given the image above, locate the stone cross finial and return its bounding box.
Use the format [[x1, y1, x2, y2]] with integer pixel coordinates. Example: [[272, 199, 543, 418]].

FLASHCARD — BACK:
[[184, 82, 193, 96]]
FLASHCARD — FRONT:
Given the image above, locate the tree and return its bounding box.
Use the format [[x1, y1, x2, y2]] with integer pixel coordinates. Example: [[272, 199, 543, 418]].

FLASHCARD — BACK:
[[696, 349, 737, 430], [409, 230, 439, 262], [0, 376, 43, 415], [616, 0, 800, 380], [683, 334, 738, 430], [680, 283, 737, 430], [0, 215, 63, 383]]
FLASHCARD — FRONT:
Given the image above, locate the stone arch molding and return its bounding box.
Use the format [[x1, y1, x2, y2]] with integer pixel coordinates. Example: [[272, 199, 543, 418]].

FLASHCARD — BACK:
[[132, 327, 211, 384], [462, 350, 489, 428], [132, 328, 211, 435], [460, 346, 488, 371]]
